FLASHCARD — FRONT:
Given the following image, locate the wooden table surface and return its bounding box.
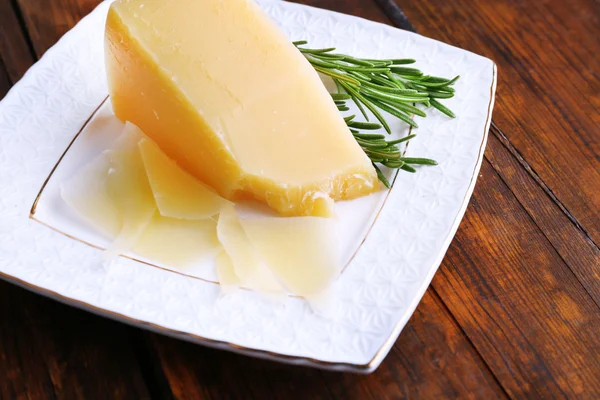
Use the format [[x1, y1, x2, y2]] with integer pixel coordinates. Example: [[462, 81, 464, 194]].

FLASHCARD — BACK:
[[1, 0, 599, 398]]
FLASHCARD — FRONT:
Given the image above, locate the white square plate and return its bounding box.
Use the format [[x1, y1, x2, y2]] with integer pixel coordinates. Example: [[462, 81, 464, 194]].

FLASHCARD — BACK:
[[0, 0, 496, 373]]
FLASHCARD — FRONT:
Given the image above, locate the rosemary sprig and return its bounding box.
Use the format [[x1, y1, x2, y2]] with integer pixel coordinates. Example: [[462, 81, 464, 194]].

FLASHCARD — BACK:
[[294, 41, 459, 187]]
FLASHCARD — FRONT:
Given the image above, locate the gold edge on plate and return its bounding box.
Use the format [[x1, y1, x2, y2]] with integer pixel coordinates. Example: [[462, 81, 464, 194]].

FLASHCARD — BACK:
[[362, 61, 498, 371], [29, 96, 110, 217], [27, 94, 395, 289], [20, 62, 497, 373]]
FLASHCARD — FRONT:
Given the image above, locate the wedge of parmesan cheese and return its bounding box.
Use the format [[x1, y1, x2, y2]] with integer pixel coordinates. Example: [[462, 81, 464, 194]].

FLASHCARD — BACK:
[[105, 0, 379, 217]]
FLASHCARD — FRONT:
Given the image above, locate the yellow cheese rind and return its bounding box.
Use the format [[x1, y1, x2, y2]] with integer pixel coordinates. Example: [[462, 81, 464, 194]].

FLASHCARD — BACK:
[[216, 205, 284, 294], [138, 138, 231, 220], [240, 216, 341, 297], [105, 0, 379, 217], [133, 212, 220, 268]]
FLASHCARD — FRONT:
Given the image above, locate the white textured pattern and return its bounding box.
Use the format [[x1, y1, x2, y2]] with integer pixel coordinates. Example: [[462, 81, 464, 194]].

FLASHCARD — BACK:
[[0, 0, 495, 371]]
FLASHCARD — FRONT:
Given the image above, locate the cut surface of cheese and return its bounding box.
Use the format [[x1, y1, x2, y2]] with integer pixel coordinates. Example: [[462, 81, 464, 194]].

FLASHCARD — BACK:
[[138, 138, 231, 220], [240, 216, 341, 297], [133, 212, 220, 268], [215, 250, 243, 294], [216, 205, 284, 294], [61, 122, 156, 258], [105, 0, 379, 217]]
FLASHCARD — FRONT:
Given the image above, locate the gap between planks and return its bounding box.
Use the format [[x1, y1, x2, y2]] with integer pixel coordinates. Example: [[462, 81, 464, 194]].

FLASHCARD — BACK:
[[373, 0, 598, 253], [374, 0, 600, 395]]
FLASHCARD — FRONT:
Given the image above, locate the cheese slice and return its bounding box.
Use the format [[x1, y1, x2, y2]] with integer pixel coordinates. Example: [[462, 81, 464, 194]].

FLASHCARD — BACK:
[[216, 205, 284, 294], [215, 250, 243, 294], [61, 151, 121, 238], [104, 123, 156, 259], [105, 0, 379, 217], [61, 122, 156, 258], [240, 216, 341, 297], [133, 212, 220, 268], [138, 138, 231, 220]]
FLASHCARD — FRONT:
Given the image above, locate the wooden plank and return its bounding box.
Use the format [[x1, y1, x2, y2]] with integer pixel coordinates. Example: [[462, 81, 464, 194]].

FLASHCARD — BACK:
[[393, 0, 600, 247], [486, 129, 600, 306], [1, 4, 155, 398], [0, 57, 12, 98], [16, 0, 101, 57], [433, 160, 600, 398], [0, 0, 36, 81], [151, 290, 506, 400], [0, 281, 151, 399]]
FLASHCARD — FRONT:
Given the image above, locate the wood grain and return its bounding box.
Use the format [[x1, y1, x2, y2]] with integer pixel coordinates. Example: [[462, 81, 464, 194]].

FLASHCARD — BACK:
[[151, 290, 506, 400], [0, 0, 35, 83], [0, 281, 151, 399], [0, 57, 12, 98], [435, 160, 600, 398], [394, 0, 600, 247], [486, 129, 600, 307], [16, 0, 101, 57], [1, 0, 600, 398]]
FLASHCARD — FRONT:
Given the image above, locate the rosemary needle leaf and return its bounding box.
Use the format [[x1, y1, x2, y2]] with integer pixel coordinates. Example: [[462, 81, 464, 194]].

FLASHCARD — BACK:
[[383, 160, 406, 169], [335, 80, 370, 120], [350, 93, 371, 121], [314, 66, 361, 86], [385, 72, 406, 89], [373, 164, 391, 188], [306, 55, 342, 69], [390, 67, 423, 76], [401, 157, 438, 165], [366, 97, 419, 128], [400, 164, 417, 173], [370, 74, 399, 88], [293, 40, 308, 46], [387, 134, 417, 145], [425, 91, 454, 99], [348, 121, 382, 130], [390, 58, 416, 65], [352, 133, 386, 140], [422, 75, 460, 85], [430, 98, 456, 118], [331, 93, 351, 101], [342, 56, 375, 67], [362, 87, 429, 103], [356, 139, 389, 149], [365, 149, 401, 159], [345, 85, 392, 133], [348, 71, 374, 82], [299, 47, 336, 54], [344, 115, 356, 123], [337, 106, 350, 112], [390, 101, 427, 118], [318, 53, 346, 61]]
